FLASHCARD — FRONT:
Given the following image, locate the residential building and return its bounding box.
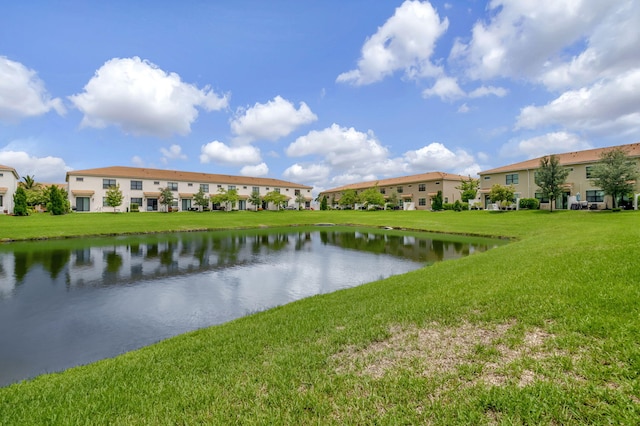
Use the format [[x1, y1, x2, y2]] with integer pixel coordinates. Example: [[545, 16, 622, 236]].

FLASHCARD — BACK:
[[66, 166, 313, 212], [478, 143, 640, 210], [0, 164, 19, 214], [318, 172, 468, 210]]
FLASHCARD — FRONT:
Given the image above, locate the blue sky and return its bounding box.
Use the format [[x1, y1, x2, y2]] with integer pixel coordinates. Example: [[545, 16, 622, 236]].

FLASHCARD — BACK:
[[1, 1, 639, 194]]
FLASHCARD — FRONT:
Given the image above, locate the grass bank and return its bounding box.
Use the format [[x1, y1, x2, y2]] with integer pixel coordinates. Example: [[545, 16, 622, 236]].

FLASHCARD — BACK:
[[1, 210, 639, 424]]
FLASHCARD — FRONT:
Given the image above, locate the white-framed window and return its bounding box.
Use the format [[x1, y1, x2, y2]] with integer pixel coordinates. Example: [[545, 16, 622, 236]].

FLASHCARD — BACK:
[[506, 174, 519, 185], [102, 179, 116, 189]]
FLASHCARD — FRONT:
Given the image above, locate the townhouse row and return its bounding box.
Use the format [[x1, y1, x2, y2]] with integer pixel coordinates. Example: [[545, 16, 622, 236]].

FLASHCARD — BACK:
[[318, 172, 468, 211], [319, 142, 640, 211], [65, 166, 313, 212], [3, 142, 640, 215], [0, 165, 312, 214]]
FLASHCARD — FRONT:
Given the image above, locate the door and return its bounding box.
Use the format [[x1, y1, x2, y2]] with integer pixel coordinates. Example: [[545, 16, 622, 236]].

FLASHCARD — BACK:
[[182, 199, 192, 211], [76, 197, 90, 212], [147, 198, 158, 211]]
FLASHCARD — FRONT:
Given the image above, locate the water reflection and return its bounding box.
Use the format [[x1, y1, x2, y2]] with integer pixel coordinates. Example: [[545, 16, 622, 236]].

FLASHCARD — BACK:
[[0, 227, 502, 387]]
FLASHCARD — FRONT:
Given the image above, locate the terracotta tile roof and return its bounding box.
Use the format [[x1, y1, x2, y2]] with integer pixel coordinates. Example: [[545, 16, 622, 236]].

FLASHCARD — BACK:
[[320, 171, 467, 194], [0, 164, 20, 179], [480, 142, 640, 175], [66, 166, 312, 189]]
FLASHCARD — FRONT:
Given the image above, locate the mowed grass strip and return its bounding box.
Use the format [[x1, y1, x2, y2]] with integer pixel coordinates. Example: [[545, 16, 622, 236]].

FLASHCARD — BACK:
[[1, 210, 639, 424]]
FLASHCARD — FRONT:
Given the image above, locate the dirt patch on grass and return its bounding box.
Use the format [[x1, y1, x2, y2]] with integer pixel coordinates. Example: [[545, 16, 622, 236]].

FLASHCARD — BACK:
[[332, 320, 577, 388]]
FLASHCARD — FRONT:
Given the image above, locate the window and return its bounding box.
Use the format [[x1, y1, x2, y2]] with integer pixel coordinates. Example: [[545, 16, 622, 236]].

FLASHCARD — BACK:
[[131, 197, 142, 207], [586, 166, 594, 178], [188, 183, 193, 187], [0, 195, 3, 207], [228, 185, 236, 191], [200, 184, 209, 193], [243, 186, 247, 189], [294, 189, 300, 195], [435, 181, 440, 185], [274, 188, 280, 193], [102, 197, 109, 207], [130, 180, 142, 190], [154, 181, 159, 185], [380, 188, 386, 194], [586, 190, 604, 202], [102, 179, 116, 189], [397, 186, 403, 193], [418, 198, 426, 206], [535, 192, 550, 203], [484, 176, 491, 180], [444, 197, 449, 203], [418, 184, 426, 191], [506, 173, 519, 185], [0, 173, 3, 177], [217, 184, 222, 188], [252, 186, 259, 193], [76, 177, 84, 182], [168, 182, 178, 191]]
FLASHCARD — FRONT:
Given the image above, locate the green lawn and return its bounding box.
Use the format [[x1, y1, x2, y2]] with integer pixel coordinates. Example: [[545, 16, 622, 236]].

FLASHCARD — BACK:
[[1, 210, 639, 424]]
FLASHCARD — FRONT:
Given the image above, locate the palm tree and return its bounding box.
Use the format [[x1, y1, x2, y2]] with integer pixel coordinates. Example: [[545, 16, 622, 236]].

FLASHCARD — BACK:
[[20, 175, 38, 189]]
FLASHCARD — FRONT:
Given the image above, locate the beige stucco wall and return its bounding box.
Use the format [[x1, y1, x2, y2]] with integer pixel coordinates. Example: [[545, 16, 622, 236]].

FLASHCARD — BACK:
[[0, 168, 19, 214]]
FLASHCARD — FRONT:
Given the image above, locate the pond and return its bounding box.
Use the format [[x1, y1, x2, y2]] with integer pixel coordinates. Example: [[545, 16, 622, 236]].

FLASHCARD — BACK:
[[0, 226, 503, 387]]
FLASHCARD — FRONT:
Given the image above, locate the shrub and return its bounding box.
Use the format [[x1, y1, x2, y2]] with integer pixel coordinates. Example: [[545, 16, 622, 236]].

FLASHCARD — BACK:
[[519, 198, 540, 210], [130, 203, 139, 212]]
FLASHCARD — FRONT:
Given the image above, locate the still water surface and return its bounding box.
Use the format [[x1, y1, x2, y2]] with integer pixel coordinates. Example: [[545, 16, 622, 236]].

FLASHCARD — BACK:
[[0, 226, 501, 387]]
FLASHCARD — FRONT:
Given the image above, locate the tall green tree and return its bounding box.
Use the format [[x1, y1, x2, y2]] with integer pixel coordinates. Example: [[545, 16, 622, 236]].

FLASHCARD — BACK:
[[489, 184, 516, 208], [13, 186, 29, 216], [295, 192, 307, 210], [535, 155, 570, 212], [46, 185, 66, 215], [159, 187, 174, 212], [431, 190, 443, 211], [359, 186, 385, 209], [338, 189, 359, 209], [211, 188, 239, 211], [387, 191, 399, 209], [105, 184, 124, 213], [263, 191, 288, 210], [193, 188, 209, 211], [20, 175, 38, 190], [320, 195, 328, 211], [590, 147, 640, 209], [248, 190, 262, 211], [455, 176, 479, 202]]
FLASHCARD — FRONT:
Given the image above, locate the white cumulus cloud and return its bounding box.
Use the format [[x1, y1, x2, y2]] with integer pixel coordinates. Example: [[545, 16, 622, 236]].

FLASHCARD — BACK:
[[282, 163, 331, 184], [0, 150, 71, 182], [199, 140, 261, 166], [240, 162, 269, 177], [499, 132, 593, 159], [231, 96, 317, 143], [160, 144, 187, 164], [451, 0, 618, 82], [516, 69, 640, 136], [69, 57, 228, 137], [337, 0, 448, 85], [0, 56, 65, 122], [403, 142, 477, 173], [286, 124, 389, 168]]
